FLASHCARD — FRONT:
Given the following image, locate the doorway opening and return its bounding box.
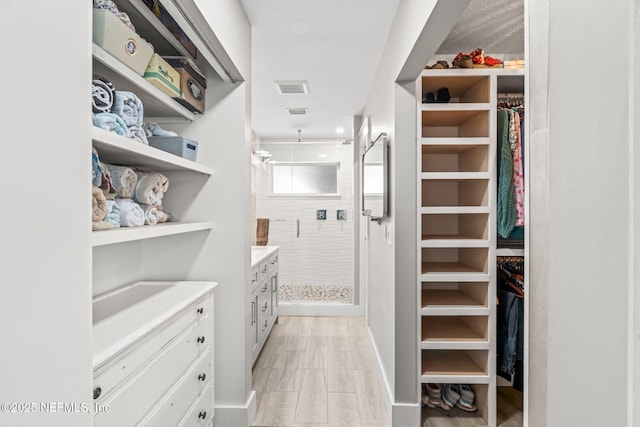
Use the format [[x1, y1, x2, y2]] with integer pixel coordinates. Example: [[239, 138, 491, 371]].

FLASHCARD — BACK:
[[255, 140, 356, 306]]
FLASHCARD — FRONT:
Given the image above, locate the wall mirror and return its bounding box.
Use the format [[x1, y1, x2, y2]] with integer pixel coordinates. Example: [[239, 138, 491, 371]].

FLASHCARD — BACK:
[[362, 132, 388, 222]]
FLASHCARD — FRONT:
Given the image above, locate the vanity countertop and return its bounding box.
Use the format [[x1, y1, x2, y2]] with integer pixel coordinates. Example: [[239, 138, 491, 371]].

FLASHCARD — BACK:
[[251, 245, 279, 268]]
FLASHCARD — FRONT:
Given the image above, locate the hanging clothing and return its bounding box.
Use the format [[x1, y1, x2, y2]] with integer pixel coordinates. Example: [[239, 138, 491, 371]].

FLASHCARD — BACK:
[[497, 258, 525, 391], [497, 109, 516, 238], [510, 111, 525, 226]]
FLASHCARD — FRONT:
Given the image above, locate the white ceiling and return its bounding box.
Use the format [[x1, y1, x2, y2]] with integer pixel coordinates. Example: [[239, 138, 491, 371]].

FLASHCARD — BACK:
[[240, 0, 400, 141], [240, 0, 523, 141]]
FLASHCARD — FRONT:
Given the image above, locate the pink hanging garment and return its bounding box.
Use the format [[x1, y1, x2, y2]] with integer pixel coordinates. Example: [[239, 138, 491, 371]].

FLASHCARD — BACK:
[[511, 112, 525, 225]]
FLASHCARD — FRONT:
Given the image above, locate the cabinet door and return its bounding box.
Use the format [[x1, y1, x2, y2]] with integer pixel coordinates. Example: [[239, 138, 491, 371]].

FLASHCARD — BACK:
[[249, 289, 259, 356]]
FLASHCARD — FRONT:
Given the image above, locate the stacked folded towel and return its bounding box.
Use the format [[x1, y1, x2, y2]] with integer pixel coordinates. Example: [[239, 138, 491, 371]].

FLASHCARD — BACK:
[[115, 198, 145, 227], [92, 76, 115, 114], [104, 164, 138, 198], [93, 112, 129, 138], [92, 186, 115, 231], [92, 148, 174, 230], [113, 91, 148, 145], [133, 172, 169, 206], [91, 81, 149, 145]]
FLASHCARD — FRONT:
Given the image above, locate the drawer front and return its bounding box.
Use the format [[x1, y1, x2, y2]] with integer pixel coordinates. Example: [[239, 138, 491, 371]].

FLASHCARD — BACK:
[[94, 318, 212, 426], [94, 295, 212, 400], [179, 383, 213, 427], [268, 253, 278, 273], [250, 267, 259, 292], [140, 349, 212, 427], [259, 261, 269, 282]]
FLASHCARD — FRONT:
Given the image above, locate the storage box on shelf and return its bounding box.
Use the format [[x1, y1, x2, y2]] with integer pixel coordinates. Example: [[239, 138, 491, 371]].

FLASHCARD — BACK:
[[419, 70, 497, 426], [144, 53, 182, 98], [93, 9, 154, 76], [165, 56, 207, 113]]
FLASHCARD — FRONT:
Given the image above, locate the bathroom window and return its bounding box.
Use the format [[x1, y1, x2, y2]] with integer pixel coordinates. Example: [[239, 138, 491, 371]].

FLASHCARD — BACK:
[[270, 162, 339, 195]]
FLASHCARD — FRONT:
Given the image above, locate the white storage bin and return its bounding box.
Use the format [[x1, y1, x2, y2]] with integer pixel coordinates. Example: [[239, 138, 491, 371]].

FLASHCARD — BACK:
[[93, 9, 154, 76]]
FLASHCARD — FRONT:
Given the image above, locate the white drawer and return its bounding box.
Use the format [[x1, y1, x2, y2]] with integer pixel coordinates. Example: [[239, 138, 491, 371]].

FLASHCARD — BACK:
[[94, 318, 212, 426], [268, 253, 278, 272], [250, 267, 260, 292], [140, 349, 212, 427], [178, 383, 213, 427], [93, 295, 212, 401], [259, 260, 269, 282]]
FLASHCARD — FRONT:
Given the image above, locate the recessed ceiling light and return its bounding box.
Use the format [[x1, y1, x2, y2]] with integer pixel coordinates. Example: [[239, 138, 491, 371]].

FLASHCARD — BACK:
[[286, 107, 309, 116], [318, 154, 329, 158], [336, 127, 345, 134]]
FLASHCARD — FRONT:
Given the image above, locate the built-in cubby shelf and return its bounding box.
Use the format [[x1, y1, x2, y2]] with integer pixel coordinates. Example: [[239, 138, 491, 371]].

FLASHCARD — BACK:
[[93, 44, 195, 120], [92, 127, 213, 175], [421, 316, 489, 349], [421, 286, 489, 315], [92, 221, 213, 247], [422, 179, 489, 207], [421, 350, 489, 383], [419, 71, 496, 427]]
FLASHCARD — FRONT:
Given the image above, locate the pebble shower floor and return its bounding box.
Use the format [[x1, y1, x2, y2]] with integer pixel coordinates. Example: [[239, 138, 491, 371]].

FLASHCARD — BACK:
[[278, 284, 353, 304]]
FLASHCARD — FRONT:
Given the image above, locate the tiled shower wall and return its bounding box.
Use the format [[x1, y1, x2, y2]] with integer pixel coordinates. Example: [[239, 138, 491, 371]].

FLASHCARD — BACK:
[[255, 142, 354, 288]]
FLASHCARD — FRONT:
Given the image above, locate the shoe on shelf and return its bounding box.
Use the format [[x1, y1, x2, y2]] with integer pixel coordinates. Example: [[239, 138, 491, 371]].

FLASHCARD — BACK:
[[426, 60, 450, 69], [423, 92, 436, 103], [455, 384, 478, 412], [436, 87, 450, 103], [421, 384, 437, 408], [452, 53, 473, 68], [442, 383, 461, 408]]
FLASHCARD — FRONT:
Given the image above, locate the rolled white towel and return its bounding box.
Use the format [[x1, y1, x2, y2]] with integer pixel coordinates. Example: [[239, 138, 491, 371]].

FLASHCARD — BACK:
[[140, 204, 160, 225], [133, 172, 169, 206], [115, 198, 145, 227]]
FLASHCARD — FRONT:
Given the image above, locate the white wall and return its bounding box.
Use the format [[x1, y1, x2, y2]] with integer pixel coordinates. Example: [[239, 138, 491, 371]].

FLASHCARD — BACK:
[[0, 2, 93, 426], [359, 1, 469, 422], [256, 143, 354, 289], [529, 0, 637, 425]]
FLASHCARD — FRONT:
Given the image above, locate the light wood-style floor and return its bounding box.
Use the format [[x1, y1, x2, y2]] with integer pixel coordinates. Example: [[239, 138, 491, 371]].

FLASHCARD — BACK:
[[252, 316, 390, 427]]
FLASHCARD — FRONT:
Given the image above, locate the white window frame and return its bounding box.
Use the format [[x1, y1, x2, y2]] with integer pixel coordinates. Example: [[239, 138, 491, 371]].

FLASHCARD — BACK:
[[268, 161, 341, 197]]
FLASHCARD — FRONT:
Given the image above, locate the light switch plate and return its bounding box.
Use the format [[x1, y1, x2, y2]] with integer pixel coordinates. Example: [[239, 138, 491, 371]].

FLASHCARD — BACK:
[[337, 210, 347, 220], [316, 209, 327, 220]]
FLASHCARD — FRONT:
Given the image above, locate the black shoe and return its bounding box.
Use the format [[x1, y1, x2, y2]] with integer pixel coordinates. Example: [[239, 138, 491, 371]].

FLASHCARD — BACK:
[[423, 92, 436, 103], [436, 87, 450, 103]]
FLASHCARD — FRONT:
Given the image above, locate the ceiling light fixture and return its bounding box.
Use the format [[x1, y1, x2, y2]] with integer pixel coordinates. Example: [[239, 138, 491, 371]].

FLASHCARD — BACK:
[[336, 127, 345, 134]]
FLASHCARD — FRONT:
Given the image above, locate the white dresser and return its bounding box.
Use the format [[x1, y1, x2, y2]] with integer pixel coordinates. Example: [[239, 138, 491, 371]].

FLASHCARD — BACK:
[[249, 246, 279, 365], [92, 281, 217, 426]]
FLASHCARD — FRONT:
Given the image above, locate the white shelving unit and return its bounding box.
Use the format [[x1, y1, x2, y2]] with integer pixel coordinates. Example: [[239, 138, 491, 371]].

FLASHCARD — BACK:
[[89, 2, 247, 424], [418, 69, 498, 426]]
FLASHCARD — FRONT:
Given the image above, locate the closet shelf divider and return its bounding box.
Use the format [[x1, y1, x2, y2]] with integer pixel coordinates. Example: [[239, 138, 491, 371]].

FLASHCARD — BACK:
[[421, 103, 490, 112], [421, 172, 490, 180], [421, 237, 489, 248], [421, 206, 490, 214], [422, 137, 490, 146]]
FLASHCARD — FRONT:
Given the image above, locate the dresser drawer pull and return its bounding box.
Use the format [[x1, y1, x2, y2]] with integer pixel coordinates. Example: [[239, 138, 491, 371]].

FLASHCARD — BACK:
[[198, 411, 207, 419], [197, 336, 206, 344], [198, 373, 207, 381], [261, 302, 268, 312], [93, 387, 102, 400], [197, 307, 204, 314]]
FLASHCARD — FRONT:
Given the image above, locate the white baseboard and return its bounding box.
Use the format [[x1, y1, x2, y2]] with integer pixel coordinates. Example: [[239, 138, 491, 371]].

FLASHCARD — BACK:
[[366, 328, 394, 419], [366, 328, 420, 427], [278, 302, 364, 316], [213, 390, 256, 427]]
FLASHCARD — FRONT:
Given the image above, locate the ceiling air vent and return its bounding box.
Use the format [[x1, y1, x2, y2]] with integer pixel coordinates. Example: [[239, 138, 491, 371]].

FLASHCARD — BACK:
[[275, 80, 309, 94], [286, 108, 309, 116]]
